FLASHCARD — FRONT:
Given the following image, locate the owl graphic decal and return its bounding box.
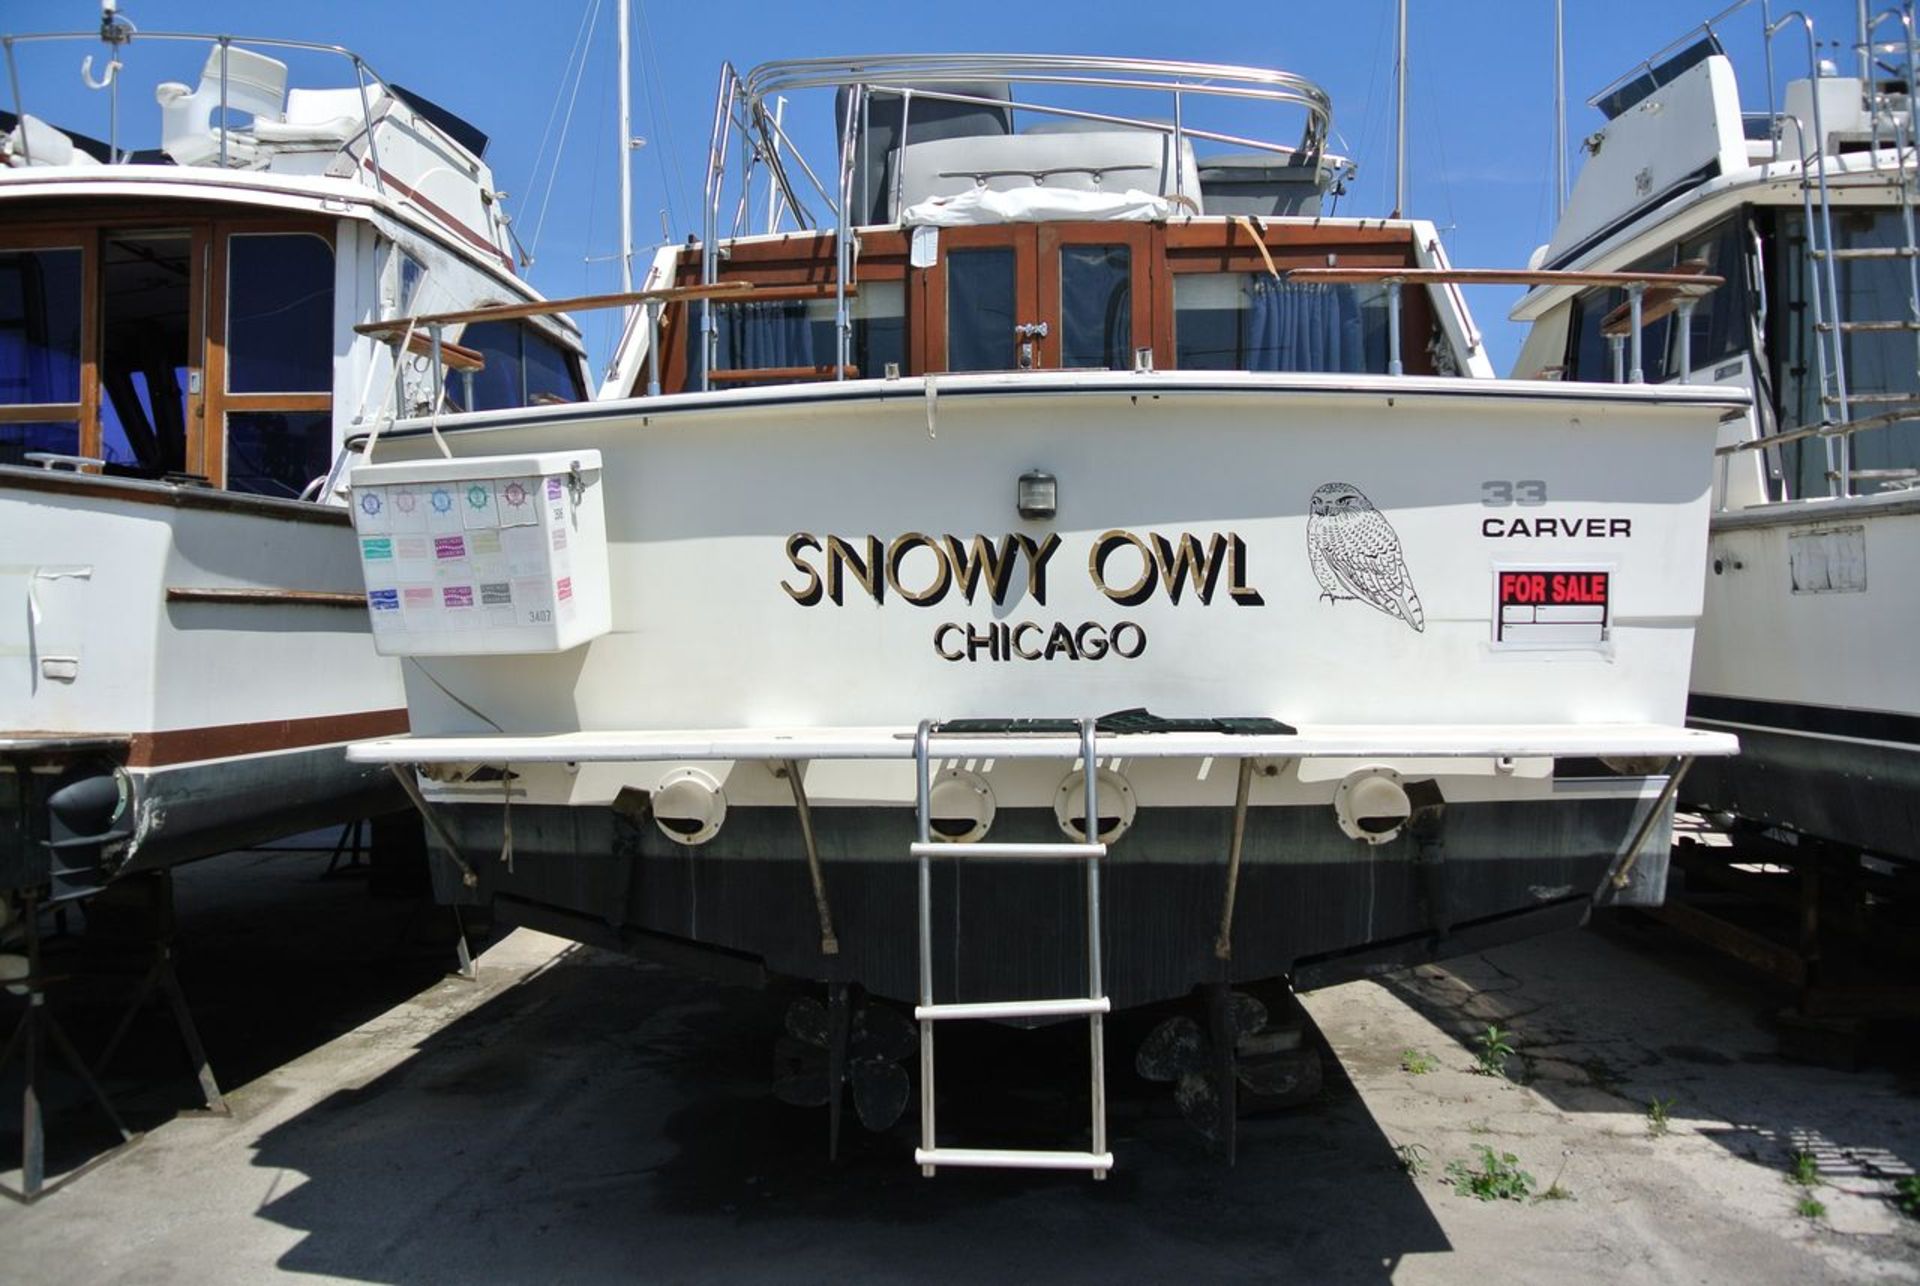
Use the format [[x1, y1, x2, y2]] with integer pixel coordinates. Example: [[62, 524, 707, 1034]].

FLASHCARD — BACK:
[[1307, 482, 1425, 632]]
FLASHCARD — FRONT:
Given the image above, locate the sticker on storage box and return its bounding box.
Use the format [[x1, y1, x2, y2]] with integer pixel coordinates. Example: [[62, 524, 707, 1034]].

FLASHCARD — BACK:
[[1494, 568, 1610, 647], [356, 487, 390, 534]]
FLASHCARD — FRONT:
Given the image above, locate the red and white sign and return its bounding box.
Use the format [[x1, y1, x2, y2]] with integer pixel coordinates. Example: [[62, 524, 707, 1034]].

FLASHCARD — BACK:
[[1495, 569, 1610, 645]]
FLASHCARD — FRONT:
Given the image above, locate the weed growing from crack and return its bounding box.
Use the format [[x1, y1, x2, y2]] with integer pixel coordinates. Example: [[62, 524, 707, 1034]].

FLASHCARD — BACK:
[[1788, 1149, 1820, 1188], [1395, 1142, 1431, 1177], [1400, 1048, 1437, 1075], [1896, 1175, 1920, 1218], [1796, 1196, 1828, 1220], [1473, 1024, 1516, 1079], [1646, 1096, 1677, 1137], [1445, 1146, 1535, 1202]]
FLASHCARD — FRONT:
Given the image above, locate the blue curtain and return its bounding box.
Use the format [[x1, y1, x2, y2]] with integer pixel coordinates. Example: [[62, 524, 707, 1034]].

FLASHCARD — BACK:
[[0, 249, 83, 406], [1246, 279, 1368, 374], [717, 301, 816, 371]]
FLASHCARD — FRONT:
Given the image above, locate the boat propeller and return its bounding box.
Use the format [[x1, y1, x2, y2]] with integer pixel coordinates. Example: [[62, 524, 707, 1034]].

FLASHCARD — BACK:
[[772, 988, 917, 1144], [1136, 986, 1323, 1157]]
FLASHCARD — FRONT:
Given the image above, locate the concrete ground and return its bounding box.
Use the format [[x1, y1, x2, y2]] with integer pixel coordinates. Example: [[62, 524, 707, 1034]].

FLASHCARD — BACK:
[[1, 849, 1916, 1284]]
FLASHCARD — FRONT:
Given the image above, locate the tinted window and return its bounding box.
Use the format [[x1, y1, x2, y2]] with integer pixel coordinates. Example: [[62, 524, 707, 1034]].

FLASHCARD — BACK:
[[0, 421, 80, 465], [459, 320, 522, 411], [0, 248, 83, 405], [1772, 207, 1920, 496], [228, 234, 335, 393], [688, 281, 906, 385], [225, 409, 332, 498], [524, 327, 583, 403], [460, 320, 584, 410], [1174, 272, 1389, 373], [1060, 244, 1131, 370], [947, 248, 1015, 371]]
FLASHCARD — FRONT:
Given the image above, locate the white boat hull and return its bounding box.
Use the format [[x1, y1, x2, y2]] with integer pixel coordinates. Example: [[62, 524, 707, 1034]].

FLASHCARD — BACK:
[[1687, 493, 1920, 861], [1, 466, 407, 898], [354, 372, 1739, 1005]]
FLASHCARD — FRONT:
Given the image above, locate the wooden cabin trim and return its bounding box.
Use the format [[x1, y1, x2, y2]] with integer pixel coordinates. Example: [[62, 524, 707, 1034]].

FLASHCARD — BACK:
[[657, 219, 1443, 387]]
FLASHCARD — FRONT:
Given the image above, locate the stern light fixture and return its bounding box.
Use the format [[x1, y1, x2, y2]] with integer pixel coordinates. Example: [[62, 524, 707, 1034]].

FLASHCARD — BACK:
[[1016, 468, 1057, 520]]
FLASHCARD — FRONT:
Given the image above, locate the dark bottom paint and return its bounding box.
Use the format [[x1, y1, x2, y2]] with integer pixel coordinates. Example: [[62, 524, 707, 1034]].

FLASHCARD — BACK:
[[1685, 721, 1920, 864], [428, 794, 1660, 1011], [2, 747, 407, 897]]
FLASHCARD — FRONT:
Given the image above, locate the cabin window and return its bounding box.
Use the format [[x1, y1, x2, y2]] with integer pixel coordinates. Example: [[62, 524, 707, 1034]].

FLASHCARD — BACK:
[[1059, 244, 1132, 370], [947, 247, 1017, 371], [684, 281, 905, 384], [227, 234, 334, 393], [1173, 273, 1389, 373], [462, 320, 588, 410], [102, 232, 192, 474], [0, 246, 83, 463], [219, 231, 336, 497], [1772, 207, 1920, 496], [398, 251, 427, 312], [225, 410, 332, 498], [1564, 222, 1748, 386]]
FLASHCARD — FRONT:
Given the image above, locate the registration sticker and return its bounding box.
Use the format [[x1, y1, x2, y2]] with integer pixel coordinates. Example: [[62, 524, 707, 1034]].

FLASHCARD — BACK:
[[1495, 568, 1610, 647]]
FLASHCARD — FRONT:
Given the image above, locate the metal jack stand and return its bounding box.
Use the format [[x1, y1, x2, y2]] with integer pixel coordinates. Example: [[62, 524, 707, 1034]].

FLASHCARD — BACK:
[[93, 883, 229, 1120], [321, 819, 368, 878], [0, 893, 138, 1203]]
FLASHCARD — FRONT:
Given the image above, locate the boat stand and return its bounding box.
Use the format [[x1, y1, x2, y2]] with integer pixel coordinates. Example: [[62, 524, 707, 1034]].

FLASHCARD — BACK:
[[0, 892, 138, 1204], [91, 874, 229, 1120]]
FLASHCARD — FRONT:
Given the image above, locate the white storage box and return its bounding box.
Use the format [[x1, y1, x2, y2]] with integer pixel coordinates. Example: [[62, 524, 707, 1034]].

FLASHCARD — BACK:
[[348, 450, 611, 655]]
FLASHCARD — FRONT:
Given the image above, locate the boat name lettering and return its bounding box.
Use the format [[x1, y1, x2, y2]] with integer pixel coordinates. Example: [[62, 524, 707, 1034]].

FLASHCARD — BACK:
[[933, 620, 1147, 663], [1481, 517, 1632, 539], [780, 529, 1262, 609]]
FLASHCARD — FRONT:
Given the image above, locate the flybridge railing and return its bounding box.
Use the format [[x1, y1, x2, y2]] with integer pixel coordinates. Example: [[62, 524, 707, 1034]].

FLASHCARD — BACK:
[[345, 267, 1721, 423], [698, 55, 1343, 392], [1, 26, 397, 189]]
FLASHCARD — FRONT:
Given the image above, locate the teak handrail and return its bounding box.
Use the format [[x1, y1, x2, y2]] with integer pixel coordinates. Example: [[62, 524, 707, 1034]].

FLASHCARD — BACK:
[[1284, 267, 1725, 290], [354, 282, 757, 337]]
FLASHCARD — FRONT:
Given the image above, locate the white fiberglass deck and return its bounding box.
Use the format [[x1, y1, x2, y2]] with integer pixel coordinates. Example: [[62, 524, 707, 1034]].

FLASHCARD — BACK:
[[347, 723, 1736, 766]]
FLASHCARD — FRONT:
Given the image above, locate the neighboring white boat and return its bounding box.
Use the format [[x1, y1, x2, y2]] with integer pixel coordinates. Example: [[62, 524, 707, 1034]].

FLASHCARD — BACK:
[[345, 54, 1740, 1172], [0, 12, 592, 905], [1511, 2, 1920, 865]]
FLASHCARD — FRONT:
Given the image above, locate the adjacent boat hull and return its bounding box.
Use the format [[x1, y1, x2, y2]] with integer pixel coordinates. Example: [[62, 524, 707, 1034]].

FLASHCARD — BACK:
[[1687, 494, 1920, 862], [0, 466, 408, 898]]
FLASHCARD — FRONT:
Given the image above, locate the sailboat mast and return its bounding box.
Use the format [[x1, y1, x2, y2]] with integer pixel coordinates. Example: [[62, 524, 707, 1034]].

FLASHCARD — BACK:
[[1552, 0, 1566, 220], [1393, 0, 1408, 217], [617, 0, 634, 294]]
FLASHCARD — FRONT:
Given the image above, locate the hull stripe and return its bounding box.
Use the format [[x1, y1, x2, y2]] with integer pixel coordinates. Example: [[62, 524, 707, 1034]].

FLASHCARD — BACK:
[[1689, 694, 1920, 749], [128, 709, 410, 768]]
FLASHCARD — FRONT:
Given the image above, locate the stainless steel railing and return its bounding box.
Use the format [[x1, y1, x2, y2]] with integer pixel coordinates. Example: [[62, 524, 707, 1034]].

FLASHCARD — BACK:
[[0, 27, 398, 193], [697, 54, 1345, 390]]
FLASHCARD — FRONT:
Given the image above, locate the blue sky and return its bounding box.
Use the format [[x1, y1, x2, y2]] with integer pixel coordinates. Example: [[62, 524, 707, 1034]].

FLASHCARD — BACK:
[[11, 0, 1870, 372]]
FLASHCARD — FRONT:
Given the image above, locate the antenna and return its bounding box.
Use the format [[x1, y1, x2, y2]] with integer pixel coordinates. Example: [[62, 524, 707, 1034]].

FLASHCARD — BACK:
[[617, 0, 635, 296], [1392, 0, 1409, 218], [1552, 0, 1567, 220]]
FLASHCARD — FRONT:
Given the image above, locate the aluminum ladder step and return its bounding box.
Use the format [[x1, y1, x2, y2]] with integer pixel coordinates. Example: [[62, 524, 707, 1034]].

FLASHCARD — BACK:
[[913, 716, 1110, 1179], [1816, 319, 1920, 332], [916, 997, 1111, 1021], [914, 1147, 1114, 1173], [1824, 390, 1920, 404], [1811, 246, 1920, 259]]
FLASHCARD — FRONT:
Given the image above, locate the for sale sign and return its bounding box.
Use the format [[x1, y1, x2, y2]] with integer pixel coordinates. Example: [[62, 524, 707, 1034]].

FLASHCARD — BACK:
[[1495, 569, 1610, 646]]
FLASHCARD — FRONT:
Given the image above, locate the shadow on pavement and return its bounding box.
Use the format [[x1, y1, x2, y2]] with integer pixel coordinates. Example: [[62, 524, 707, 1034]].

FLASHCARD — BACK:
[[0, 843, 461, 1186], [249, 948, 1449, 1283]]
